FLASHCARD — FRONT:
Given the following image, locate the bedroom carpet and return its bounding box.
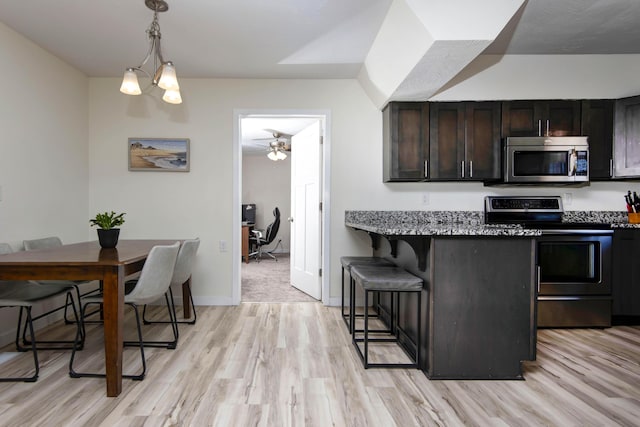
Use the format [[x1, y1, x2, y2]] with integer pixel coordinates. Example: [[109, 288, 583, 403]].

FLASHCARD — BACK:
[[241, 253, 317, 302]]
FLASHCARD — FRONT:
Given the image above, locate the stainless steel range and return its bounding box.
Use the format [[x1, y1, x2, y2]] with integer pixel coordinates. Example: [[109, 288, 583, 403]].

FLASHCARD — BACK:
[[485, 196, 612, 328]]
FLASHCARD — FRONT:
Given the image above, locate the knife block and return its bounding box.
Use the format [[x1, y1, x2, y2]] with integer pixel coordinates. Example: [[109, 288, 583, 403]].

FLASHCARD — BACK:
[[628, 213, 640, 224]]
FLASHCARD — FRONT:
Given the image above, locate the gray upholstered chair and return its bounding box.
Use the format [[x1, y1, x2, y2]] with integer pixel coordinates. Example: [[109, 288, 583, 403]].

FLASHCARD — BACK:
[[142, 238, 200, 325], [23, 236, 64, 252], [0, 243, 81, 382], [69, 241, 180, 381], [23, 236, 98, 322]]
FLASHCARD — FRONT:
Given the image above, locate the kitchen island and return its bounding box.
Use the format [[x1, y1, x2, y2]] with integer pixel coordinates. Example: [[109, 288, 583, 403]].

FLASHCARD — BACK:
[[345, 211, 540, 380]]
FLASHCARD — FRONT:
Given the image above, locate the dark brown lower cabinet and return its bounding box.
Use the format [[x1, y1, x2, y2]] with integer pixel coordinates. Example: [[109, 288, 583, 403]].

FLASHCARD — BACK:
[[372, 235, 536, 380], [612, 229, 640, 324]]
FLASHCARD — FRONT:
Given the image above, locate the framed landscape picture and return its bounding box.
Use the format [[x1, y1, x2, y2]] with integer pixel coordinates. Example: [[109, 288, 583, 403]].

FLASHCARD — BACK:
[[128, 138, 190, 172]]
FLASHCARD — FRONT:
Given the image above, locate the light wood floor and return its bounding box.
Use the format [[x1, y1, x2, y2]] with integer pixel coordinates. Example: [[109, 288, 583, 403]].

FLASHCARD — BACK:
[[0, 303, 639, 426]]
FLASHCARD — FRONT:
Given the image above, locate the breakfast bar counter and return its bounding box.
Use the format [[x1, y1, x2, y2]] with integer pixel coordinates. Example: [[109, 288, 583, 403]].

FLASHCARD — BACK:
[[345, 211, 538, 380]]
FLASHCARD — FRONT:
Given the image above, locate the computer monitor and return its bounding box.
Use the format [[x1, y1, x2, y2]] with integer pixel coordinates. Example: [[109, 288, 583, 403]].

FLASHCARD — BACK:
[[242, 204, 256, 224]]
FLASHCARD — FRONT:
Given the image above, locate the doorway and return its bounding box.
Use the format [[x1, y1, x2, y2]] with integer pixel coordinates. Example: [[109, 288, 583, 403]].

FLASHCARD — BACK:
[[232, 110, 330, 305]]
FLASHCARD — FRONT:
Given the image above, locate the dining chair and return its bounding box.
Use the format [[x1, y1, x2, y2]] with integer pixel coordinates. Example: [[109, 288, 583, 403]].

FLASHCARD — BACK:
[[141, 238, 200, 325], [23, 236, 98, 323], [0, 242, 85, 348], [69, 241, 180, 381], [0, 243, 82, 382]]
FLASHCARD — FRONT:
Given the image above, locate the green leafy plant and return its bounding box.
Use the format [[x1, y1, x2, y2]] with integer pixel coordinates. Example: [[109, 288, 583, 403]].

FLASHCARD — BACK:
[[89, 211, 126, 230]]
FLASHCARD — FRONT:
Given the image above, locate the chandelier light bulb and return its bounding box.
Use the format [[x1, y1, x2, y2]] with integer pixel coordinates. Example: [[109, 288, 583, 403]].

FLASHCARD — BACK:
[[120, 69, 142, 95], [158, 62, 179, 90], [162, 88, 182, 104]]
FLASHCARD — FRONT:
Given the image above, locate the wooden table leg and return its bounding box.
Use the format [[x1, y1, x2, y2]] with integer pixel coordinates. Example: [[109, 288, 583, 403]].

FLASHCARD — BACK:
[[182, 277, 192, 319], [102, 266, 124, 397]]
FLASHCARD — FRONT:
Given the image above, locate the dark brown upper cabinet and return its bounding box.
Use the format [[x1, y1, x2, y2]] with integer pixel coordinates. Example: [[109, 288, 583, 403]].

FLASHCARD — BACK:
[[581, 100, 614, 180], [614, 95, 640, 178], [502, 100, 581, 137], [429, 102, 501, 181], [383, 102, 429, 182]]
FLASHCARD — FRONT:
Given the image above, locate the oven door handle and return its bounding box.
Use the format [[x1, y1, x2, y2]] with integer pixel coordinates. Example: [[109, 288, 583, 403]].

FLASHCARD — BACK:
[[538, 296, 613, 301], [540, 229, 613, 235]]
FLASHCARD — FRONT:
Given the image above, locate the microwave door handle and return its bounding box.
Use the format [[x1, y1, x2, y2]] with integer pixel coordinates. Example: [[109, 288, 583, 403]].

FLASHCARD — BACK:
[[569, 149, 577, 176]]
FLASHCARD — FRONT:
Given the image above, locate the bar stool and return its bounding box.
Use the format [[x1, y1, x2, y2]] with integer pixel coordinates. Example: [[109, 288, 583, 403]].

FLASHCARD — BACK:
[[350, 264, 423, 369], [340, 256, 394, 334]]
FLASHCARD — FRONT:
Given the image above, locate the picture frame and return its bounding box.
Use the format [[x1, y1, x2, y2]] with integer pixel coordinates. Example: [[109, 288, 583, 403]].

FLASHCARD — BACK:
[[128, 138, 190, 172]]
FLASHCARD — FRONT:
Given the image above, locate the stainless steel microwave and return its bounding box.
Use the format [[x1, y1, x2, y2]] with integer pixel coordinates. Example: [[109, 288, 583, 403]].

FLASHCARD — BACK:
[[503, 136, 589, 183]]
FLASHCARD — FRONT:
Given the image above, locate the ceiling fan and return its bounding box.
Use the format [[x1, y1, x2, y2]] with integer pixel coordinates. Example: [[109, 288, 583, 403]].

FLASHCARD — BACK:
[[253, 130, 292, 161]]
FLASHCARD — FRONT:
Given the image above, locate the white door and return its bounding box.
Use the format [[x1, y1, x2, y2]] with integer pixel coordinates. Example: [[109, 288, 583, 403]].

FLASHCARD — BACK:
[[290, 121, 322, 299]]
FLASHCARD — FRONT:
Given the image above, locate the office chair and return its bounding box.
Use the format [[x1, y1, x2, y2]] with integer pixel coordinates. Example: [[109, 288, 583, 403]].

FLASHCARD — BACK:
[[249, 207, 281, 261], [69, 242, 180, 381]]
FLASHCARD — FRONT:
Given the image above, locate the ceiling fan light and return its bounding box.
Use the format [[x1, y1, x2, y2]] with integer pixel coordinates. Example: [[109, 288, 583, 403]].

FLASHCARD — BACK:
[[162, 88, 182, 104], [276, 150, 287, 160], [120, 68, 142, 95], [267, 150, 278, 161], [158, 62, 179, 90]]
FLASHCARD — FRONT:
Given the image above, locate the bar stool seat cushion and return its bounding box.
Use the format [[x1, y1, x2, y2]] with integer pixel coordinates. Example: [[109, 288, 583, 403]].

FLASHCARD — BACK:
[[340, 256, 394, 271], [351, 265, 423, 292]]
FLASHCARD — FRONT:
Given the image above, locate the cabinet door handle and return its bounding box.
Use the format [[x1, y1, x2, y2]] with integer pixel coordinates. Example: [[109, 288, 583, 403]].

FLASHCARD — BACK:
[[536, 265, 541, 294], [546, 119, 550, 136], [538, 119, 542, 137], [424, 160, 429, 178], [610, 158, 614, 177], [461, 161, 465, 178]]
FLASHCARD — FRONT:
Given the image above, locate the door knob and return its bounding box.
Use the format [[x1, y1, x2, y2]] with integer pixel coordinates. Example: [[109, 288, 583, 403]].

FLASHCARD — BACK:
[[288, 217, 294, 223]]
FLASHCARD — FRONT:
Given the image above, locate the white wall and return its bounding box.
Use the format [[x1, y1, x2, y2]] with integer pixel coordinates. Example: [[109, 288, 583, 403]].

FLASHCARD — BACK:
[[88, 78, 381, 306], [242, 153, 291, 253], [0, 23, 89, 345]]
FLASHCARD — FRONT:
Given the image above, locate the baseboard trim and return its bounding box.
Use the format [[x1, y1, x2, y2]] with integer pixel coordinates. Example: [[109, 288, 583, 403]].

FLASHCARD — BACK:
[[174, 295, 338, 307], [184, 296, 235, 306]]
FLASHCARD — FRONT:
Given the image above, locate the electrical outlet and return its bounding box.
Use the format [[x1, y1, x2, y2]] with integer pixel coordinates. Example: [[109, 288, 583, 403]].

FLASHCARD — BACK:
[[421, 193, 430, 206], [219, 240, 227, 252], [563, 192, 573, 206]]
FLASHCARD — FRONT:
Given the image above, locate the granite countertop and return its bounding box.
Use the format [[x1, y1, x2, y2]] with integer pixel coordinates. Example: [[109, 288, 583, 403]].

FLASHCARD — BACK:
[[345, 211, 540, 236], [345, 210, 640, 237]]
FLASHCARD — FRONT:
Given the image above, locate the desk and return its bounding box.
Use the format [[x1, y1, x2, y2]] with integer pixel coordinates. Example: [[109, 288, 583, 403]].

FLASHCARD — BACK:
[[242, 224, 254, 263], [0, 239, 177, 397]]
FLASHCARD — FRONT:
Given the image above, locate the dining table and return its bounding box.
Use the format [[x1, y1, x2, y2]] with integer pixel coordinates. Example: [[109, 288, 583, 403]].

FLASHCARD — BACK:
[[0, 239, 179, 397]]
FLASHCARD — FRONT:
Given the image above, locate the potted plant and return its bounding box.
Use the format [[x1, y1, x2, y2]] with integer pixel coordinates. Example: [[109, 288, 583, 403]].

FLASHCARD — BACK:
[[90, 211, 126, 248]]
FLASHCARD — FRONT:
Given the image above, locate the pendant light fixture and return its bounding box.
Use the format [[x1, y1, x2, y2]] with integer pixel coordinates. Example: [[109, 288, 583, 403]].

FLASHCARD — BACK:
[[119, 0, 182, 104], [267, 140, 288, 161]]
